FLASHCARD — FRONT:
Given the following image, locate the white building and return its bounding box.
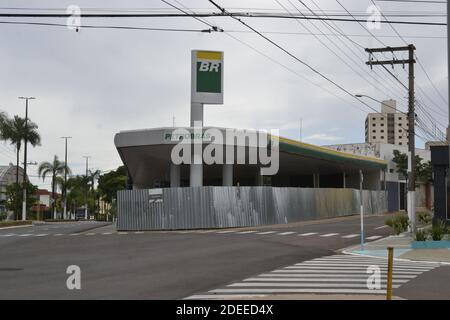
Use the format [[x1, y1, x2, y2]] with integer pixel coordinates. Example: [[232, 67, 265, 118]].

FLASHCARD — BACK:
[[0, 164, 26, 220], [324, 142, 432, 212], [365, 99, 409, 146]]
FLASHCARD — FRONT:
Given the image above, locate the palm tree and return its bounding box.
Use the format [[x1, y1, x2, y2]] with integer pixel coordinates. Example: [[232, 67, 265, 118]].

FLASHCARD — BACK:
[[0, 115, 41, 219], [1, 116, 41, 186], [88, 169, 101, 218], [38, 155, 70, 219]]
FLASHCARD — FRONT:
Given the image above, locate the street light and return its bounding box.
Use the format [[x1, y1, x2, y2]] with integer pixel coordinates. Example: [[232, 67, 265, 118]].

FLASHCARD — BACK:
[[83, 156, 90, 220], [18, 96, 35, 221], [60, 136, 72, 220]]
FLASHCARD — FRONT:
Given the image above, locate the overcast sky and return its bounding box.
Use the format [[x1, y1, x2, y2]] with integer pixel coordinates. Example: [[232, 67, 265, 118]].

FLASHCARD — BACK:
[[0, 0, 447, 189]]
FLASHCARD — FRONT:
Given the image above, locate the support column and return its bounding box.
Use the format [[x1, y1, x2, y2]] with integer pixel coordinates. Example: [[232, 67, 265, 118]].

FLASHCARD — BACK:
[[313, 173, 320, 188], [222, 164, 233, 186], [170, 163, 180, 187], [190, 102, 203, 187]]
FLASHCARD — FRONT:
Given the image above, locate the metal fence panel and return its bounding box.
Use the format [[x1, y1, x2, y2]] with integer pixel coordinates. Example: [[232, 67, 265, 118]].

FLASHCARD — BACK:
[[117, 187, 387, 231]]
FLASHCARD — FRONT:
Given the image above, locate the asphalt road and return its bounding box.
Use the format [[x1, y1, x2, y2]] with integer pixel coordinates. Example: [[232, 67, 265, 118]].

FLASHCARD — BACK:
[[0, 216, 447, 299]]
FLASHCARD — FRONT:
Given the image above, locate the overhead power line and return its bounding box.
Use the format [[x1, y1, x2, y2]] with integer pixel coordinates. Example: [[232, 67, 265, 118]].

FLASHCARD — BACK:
[[0, 12, 445, 25]]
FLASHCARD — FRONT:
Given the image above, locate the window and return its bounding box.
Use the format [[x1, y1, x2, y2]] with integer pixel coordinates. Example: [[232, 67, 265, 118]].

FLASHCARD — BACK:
[[372, 123, 376, 127], [381, 136, 384, 139], [399, 129, 402, 133], [372, 130, 376, 133], [372, 117, 376, 121], [381, 130, 384, 133], [380, 123, 384, 127], [399, 142, 402, 145], [372, 136, 376, 139], [398, 117, 402, 120]]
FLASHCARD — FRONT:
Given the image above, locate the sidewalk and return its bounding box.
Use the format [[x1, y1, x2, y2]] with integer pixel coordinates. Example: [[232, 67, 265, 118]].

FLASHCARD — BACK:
[[342, 234, 450, 264]]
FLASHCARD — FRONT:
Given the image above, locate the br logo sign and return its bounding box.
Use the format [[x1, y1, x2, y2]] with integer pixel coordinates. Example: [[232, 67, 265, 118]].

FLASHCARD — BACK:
[[191, 50, 224, 104]]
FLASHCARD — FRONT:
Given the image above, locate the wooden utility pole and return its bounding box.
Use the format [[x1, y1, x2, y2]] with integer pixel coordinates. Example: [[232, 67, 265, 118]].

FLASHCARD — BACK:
[[365, 45, 416, 231]]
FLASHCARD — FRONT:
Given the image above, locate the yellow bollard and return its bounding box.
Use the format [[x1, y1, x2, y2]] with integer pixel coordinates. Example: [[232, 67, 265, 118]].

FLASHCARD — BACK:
[[386, 247, 394, 300]]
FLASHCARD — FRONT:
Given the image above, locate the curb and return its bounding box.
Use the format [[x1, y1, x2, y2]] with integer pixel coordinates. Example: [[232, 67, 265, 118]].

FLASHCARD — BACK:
[[340, 236, 450, 265], [0, 224, 33, 230]]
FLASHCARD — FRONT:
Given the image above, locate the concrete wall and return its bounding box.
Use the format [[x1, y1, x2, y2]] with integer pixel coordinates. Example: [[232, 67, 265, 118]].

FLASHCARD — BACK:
[[117, 186, 387, 231]]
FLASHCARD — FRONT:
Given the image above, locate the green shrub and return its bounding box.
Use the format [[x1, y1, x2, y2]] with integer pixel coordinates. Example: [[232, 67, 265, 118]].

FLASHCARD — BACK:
[[385, 213, 409, 235], [431, 220, 448, 241], [414, 229, 428, 241], [417, 212, 432, 225]]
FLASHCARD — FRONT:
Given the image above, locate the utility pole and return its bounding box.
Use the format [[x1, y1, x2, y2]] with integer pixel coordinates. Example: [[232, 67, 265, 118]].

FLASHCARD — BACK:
[[359, 169, 364, 252], [365, 45, 416, 231], [83, 156, 90, 220], [447, 0, 450, 218], [18, 96, 35, 221], [61, 136, 72, 220]]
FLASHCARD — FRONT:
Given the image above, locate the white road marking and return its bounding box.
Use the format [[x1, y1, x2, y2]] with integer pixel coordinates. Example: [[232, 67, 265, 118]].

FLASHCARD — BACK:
[[342, 234, 359, 239], [118, 232, 128, 235], [277, 232, 296, 236], [209, 288, 386, 294], [187, 254, 434, 299], [375, 225, 388, 230], [102, 232, 112, 235], [0, 234, 15, 237], [227, 282, 401, 289], [134, 232, 144, 234], [244, 278, 408, 283], [366, 235, 383, 240], [237, 231, 258, 234], [19, 234, 32, 237], [320, 233, 339, 237], [54, 234, 64, 236], [216, 230, 236, 234], [185, 294, 268, 300], [86, 233, 96, 236], [34, 234, 48, 237], [256, 231, 276, 235], [298, 232, 318, 236]]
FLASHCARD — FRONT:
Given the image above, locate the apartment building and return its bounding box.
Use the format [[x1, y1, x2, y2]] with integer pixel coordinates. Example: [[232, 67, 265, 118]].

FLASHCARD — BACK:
[[365, 99, 409, 146]]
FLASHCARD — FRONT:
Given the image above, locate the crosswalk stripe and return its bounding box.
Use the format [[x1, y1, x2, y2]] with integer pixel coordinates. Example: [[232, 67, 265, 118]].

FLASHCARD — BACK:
[[271, 269, 422, 274], [296, 263, 433, 270], [244, 278, 409, 283], [19, 234, 32, 237], [366, 235, 383, 240], [54, 234, 64, 236], [209, 288, 386, 294], [216, 230, 236, 234], [298, 232, 318, 236], [102, 232, 112, 235], [35, 234, 48, 237], [375, 225, 388, 230], [256, 231, 276, 235], [0, 234, 15, 237], [237, 231, 258, 234], [186, 252, 436, 299], [320, 233, 339, 237], [258, 273, 417, 279], [185, 294, 269, 300], [227, 282, 401, 289], [342, 234, 359, 238], [277, 232, 296, 236]]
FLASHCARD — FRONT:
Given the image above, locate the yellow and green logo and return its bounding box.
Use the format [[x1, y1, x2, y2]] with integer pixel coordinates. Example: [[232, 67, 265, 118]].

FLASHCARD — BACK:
[[196, 51, 222, 93]]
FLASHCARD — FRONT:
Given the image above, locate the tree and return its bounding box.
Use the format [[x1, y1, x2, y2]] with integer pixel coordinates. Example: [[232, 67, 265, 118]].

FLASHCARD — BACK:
[[4, 182, 38, 220], [38, 155, 70, 219], [97, 166, 127, 220], [392, 150, 430, 185], [88, 169, 101, 218], [0, 115, 41, 219]]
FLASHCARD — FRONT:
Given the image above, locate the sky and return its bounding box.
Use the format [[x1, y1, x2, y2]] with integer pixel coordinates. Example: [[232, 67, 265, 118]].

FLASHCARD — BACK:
[[0, 0, 447, 189]]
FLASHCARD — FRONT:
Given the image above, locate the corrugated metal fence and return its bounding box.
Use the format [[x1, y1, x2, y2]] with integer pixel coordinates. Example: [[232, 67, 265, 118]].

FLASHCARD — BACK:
[[117, 187, 387, 231]]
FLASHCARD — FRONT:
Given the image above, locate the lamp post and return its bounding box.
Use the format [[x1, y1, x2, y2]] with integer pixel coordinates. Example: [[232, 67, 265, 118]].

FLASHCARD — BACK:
[[18, 96, 35, 221], [61, 136, 72, 219], [83, 156, 90, 220]]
